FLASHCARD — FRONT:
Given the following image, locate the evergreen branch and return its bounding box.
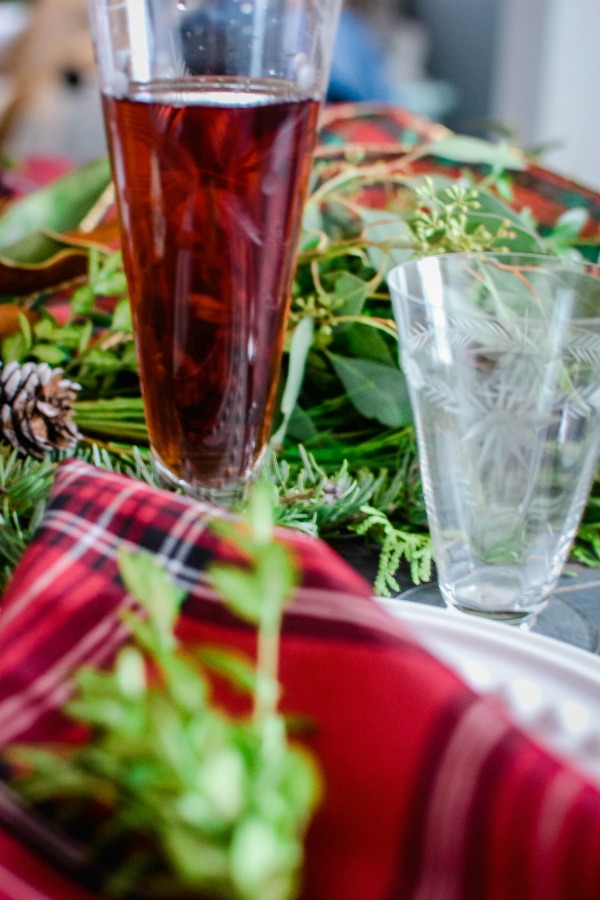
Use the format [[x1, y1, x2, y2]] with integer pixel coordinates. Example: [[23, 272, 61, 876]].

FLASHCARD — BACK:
[[351, 505, 434, 597]]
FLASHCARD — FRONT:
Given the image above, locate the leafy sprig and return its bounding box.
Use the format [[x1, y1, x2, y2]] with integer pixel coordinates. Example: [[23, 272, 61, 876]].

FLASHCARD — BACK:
[[2, 248, 137, 397], [8, 486, 319, 900]]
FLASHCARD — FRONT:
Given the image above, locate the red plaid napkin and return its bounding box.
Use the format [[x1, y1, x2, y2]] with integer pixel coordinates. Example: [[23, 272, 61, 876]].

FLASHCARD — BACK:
[[0, 459, 599, 900]]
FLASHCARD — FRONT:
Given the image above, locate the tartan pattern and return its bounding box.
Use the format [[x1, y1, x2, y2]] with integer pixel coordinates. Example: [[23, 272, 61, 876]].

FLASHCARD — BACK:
[[0, 459, 599, 899]]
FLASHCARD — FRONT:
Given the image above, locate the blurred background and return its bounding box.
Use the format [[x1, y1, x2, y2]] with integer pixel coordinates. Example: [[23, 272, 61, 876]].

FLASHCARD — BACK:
[[0, 0, 598, 189]]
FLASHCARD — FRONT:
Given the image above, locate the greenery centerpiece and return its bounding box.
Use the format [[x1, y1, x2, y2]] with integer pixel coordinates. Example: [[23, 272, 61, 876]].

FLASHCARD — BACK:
[[0, 132, 599, 596]]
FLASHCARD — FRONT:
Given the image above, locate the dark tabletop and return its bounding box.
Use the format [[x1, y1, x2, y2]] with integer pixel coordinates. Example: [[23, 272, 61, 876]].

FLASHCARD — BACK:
[[332, 540, 600, 655]]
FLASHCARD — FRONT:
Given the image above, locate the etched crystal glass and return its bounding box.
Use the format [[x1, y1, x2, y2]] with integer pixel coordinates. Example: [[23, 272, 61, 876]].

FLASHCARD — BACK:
[[388, 252, 600, 626]]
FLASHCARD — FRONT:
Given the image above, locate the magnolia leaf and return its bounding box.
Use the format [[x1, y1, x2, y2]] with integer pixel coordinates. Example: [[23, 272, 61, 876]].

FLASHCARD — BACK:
[[0, 159, 112, 251], [0, 230, 77, 265], [0, 247, 89, 297], [46, 218, 121, 252], [426, 136, 525, 171], [271, 317, 314, 448], [0, 160, 112, 296], [328, 354, 413, 428]]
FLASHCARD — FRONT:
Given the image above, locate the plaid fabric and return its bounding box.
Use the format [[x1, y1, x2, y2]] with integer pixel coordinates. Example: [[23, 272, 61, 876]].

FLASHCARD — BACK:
[[0, 459, 599, 900]]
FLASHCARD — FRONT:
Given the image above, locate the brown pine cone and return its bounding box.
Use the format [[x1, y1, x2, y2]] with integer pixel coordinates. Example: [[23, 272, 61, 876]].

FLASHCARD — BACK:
[[0, 361, 81, 459]]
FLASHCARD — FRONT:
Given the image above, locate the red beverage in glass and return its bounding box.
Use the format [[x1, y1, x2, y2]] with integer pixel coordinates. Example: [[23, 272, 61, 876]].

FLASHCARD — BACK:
[[102, 79, 318, 498]]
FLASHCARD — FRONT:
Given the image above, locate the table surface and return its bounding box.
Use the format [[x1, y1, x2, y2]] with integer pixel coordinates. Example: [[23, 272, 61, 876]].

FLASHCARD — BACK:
[[331, 540, 600, 655]]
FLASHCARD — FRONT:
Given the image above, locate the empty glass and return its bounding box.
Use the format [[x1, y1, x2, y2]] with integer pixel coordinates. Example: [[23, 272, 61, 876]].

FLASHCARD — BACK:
[[388, 252, 600, 627]]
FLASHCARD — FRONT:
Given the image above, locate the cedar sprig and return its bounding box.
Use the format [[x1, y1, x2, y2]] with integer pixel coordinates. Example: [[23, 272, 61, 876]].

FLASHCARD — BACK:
[[0, 446, 55, 589], [352, 505, 434, 596]]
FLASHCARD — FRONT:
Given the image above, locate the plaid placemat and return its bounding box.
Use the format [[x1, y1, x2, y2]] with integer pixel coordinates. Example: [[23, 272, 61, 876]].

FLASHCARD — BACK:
[[0, 459, 599, 899]]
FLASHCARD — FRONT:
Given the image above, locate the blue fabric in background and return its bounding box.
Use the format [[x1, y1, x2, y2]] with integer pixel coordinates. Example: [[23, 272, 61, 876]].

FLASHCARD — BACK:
[[327, 8, 396, 103]]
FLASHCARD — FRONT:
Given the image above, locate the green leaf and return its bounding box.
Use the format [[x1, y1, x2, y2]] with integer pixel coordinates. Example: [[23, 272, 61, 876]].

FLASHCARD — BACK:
[[0, 232, 74, 265], [257, 542, 297, 607], [286, 406, 318, 443], [209, 565, 262, 624], [115, 646, 147, 698], [199, 647, 256, 695], [118, 550, 185, 638], [551, 207, 589, 241], [111, 297, 133, 332], [160, 653, 208, 713], [230, 817, 298, 898], [426, 136, 525, 170], [0, 159, 112, 254], [466, 211, 546, 252], [468, 185, 538, 229], [70, 284, 95, 318], [301, 203, 323, 237], [33, 315, 58, 342], [332, 271, 370, 316], [335, 322, 395, 366], [328, 354, 413, 428], [78, 319, 94, 355], [92, 251, 128, 297], [360, 209, 415, 273], [31, 344, 68, 365], [271, 317, 314, 448], [17, 313, 32, 350], [2, 330, 27, 363], [79, 348, 127, 371]]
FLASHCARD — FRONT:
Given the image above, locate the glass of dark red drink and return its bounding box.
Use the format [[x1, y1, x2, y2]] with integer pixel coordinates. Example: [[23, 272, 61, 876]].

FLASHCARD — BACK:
[[87, 0, 341, 503]]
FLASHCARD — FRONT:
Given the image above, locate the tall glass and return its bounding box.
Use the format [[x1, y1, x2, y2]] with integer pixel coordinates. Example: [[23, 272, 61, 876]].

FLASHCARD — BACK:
[[388, 252, 600, 628], [87, 0, 341, 503]]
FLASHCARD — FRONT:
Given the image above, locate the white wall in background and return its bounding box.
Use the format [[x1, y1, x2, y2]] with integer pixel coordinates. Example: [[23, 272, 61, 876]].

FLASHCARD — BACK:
[[536, 0, 600, 189], [493, 0, 600, 190]]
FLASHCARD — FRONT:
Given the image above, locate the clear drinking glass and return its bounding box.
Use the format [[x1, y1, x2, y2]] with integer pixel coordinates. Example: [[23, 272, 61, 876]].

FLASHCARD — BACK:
[[388, 252, 600, 627], [87, 0, 341, 503]]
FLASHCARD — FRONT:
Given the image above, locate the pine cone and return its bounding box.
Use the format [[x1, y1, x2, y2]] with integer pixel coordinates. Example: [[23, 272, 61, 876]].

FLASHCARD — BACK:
[[0, 361, 81, 459]]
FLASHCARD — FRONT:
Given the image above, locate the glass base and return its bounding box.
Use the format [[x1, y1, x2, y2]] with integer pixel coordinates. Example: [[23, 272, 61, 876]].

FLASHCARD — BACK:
[[152, 455, 248, 507], [398, 583, 600, 653], [445, 598, 544, 629]]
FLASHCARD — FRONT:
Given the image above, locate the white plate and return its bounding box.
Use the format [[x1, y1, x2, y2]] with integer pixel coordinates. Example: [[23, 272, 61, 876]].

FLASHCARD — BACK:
[[377, 598, 600, 785]]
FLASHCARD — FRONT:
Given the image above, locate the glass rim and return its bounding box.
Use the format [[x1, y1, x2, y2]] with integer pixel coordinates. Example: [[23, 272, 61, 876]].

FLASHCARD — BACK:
[[387, 251, 600, 324]]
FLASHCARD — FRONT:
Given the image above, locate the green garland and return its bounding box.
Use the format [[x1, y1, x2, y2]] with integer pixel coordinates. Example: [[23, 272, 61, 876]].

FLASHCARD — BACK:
[[1, 139, 600, 595]]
